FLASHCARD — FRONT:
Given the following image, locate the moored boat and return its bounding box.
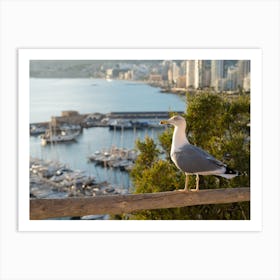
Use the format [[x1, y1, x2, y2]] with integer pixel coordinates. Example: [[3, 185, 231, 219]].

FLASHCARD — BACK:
[[41, 130, 80, 145], [88, 146, 137, 171]]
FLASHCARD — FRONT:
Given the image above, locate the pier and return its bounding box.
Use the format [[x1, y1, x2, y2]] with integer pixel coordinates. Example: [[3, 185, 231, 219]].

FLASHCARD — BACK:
[[106, 111, 184, 119], [30, 110, 184, 134]]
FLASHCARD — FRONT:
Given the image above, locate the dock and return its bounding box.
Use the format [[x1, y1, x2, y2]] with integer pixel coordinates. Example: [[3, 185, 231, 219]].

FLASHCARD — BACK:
[[106, 111, 184, 119], [30, 110, 184, 134]]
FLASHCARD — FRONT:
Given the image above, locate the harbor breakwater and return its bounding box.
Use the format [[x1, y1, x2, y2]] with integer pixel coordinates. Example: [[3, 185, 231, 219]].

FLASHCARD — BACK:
[[30, 110, 184, 135]]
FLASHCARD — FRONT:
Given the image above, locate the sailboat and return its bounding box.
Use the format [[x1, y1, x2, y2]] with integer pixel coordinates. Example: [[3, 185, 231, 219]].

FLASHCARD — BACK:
[[41, 122, 80, 145]]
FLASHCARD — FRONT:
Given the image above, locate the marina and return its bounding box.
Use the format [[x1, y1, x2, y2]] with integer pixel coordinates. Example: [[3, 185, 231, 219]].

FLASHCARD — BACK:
[[30, 110, 178, 175], [30, 157, 128, 199], [30, 157, 126, 219]]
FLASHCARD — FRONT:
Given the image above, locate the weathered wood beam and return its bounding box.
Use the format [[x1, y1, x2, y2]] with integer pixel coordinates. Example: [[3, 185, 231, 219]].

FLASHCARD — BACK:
[[30, 187, 250, 220]]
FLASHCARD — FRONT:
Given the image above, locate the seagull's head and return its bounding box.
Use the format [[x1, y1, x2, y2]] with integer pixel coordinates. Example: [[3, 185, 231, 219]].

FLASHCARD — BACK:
[[160, 115, 186, 128]]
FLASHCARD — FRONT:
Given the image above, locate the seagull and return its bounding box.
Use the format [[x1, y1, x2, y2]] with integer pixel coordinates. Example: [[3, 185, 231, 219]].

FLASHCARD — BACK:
[[160, 115, 239, 191]]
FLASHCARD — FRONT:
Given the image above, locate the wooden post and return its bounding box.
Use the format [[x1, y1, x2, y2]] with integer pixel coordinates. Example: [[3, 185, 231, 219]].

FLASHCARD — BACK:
[[30, 187, 250, 219]]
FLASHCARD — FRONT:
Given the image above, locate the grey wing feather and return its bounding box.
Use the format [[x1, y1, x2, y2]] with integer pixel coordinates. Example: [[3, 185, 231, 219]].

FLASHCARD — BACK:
[[172, 144, 225, 173]]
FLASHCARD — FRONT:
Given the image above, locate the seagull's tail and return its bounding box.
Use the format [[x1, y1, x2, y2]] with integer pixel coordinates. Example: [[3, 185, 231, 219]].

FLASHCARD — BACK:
[[219, 167, 240, 179]]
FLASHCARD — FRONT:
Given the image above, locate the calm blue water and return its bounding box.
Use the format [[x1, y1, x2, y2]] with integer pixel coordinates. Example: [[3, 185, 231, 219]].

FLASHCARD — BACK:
[[30, 78, 185, 122], [30, 78, 186, 189]]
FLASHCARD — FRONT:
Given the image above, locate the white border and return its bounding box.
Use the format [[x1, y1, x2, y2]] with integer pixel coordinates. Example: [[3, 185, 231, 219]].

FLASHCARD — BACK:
[[18, 48, 262, 232]]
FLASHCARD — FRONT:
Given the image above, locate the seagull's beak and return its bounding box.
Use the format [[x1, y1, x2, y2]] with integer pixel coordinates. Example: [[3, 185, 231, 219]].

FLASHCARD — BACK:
[[160, 120, 170, 125]]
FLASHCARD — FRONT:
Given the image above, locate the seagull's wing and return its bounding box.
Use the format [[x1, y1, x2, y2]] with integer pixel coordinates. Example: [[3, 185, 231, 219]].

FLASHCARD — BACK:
[[172, 143, 226, 174]]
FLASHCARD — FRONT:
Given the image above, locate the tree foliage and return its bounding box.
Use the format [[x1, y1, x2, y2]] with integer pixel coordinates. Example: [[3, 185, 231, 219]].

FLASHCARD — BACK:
[[128, 92, 250, 220]]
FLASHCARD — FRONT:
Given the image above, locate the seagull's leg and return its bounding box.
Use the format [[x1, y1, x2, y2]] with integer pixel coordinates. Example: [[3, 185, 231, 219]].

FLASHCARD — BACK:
[[183, 174, 189, 192], [191, 174, 199, 192]]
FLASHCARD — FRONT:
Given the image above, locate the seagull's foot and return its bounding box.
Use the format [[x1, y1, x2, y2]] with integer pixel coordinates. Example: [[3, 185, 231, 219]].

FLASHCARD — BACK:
[[177, 187, 189, 192], [176, 186, 189, 192], [176, 187, 199, 192]]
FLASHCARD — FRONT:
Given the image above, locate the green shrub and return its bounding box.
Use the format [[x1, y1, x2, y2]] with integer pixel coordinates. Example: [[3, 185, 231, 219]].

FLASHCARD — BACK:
[[128, 92, 250, 220]]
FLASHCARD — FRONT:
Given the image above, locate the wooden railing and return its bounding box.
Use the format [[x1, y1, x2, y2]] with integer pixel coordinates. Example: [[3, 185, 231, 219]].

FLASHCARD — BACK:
[[30, 187, 250, 219]]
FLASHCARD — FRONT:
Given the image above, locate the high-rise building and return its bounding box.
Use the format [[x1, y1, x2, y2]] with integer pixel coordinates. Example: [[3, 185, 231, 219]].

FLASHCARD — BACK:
[[172, 62, 180, 83], [185, 60, 196, 88], [167, 62, 180, 84], [194, 60, 200, 89], [176, 76, 186, 88], [237, 60, 250, 88], [179, 61, 187, 75], [203, 68, 211, 88], [243, 73, 250, 92], [211, 60, 224, 91], [161, 61, 171, 81], [185, 60, 211, 89], [194, 60, 210, 89], [226, 66, 238, 91]]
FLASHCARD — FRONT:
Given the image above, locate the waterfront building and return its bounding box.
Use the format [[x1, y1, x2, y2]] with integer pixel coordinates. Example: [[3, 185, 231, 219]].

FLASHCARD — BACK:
[[167, 62, 180, 84], [211, 60, 224, 91], [203, 68, 211, 88], [167, 68, 173, 83], [106, 68, 113, 78], [237, 60, 250, 89], [118, 70, 133, 80], [194, 60, 210, 89], [179, 61, 187, 75], [185, 60, 211, 90], [172, 62, 180, 83], [161, 60, 171, 81], [176, 75, 186, 88], [226, 66, 239, 91], [243, 73, 251, 92], [149, 74, 163, 83], [194, 60, 200, 89], [185, 60, 196, 88]]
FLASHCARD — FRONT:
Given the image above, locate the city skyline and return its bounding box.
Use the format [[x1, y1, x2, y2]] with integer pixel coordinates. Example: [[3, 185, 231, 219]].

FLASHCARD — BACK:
[[30, 59, 250, 93]]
